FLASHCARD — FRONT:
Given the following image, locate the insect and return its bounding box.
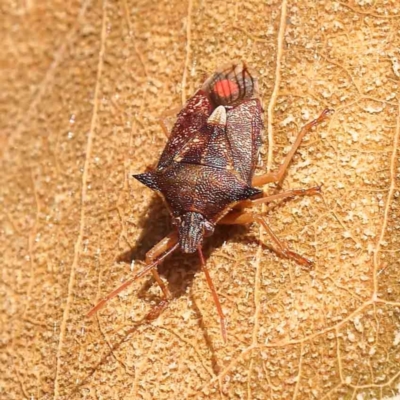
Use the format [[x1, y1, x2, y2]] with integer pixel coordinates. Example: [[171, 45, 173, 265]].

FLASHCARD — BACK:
[[87, 63, 332, 342]]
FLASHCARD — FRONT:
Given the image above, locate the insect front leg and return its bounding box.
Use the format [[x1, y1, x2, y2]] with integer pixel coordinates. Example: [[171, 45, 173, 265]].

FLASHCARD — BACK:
[[145, 233, 177, 300], [219, 212, 312, 267], [143, 232, 178, 320], [252, 108, 333, 187], [86, 232, 178, 317]]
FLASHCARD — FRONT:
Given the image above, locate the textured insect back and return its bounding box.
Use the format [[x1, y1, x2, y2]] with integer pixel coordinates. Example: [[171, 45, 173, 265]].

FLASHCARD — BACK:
[[157, 91, 212, 170], [207, 105, 227, 126], [202, 63, 259, 107]]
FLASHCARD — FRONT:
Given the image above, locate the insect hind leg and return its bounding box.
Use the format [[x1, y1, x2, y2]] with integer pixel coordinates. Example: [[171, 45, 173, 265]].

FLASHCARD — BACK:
[[252, 108, 333, 187]]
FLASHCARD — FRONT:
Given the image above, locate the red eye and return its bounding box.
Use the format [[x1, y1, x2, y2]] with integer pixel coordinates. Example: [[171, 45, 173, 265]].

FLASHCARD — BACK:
[[213, 79, 239, 99]]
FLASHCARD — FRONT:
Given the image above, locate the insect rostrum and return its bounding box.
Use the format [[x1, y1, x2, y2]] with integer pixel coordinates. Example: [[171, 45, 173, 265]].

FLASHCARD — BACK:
[[88, 63, 332, 342]]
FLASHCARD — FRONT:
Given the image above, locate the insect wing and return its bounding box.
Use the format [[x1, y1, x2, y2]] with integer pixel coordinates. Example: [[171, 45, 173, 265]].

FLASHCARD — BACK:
[[200, 125, 235, 169], [226, 99, 263, 184], [157, 91, 212, 170], [171, 98, 262, 176], [171, 123, 235, 171], [202, 63, 257, 107]]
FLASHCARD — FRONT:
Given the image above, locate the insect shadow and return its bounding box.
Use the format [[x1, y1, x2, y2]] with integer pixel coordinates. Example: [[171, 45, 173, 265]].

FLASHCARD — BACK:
[[114, 192, 246, 354]]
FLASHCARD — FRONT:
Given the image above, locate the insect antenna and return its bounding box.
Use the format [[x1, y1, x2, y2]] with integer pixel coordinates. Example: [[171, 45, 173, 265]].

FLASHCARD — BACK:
[[197, 246, 227, 343], [87, 242, 179, 317]]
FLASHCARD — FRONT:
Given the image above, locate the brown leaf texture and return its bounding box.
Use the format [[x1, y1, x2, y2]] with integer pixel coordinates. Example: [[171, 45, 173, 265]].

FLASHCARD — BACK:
[[1, 0, 400, 399]]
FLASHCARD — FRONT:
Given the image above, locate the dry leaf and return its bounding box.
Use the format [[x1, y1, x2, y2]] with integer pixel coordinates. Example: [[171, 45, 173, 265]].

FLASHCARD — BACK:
[[1, 0, 400, 399]]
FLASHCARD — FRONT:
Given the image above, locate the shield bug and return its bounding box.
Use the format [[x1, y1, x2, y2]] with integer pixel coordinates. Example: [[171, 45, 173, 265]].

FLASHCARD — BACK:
[[87, 63, 332, 342]]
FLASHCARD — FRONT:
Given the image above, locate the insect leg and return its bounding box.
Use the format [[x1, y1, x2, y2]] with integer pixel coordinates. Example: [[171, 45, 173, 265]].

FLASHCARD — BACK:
[[143, 233, 178, 320], [145, 233, 179, 300], [252, 108, 333, 187], [237, 186, 321, 209], [86, 232, 179, 317], [219, 213, 312, 267], [158, 107, 182, 137], [198, 246, 227, 343], [256, 217, 313, 266]]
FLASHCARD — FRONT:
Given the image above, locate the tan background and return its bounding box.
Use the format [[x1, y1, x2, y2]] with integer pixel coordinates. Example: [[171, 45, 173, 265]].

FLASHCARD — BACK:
[[1, 0, 400, 399]]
